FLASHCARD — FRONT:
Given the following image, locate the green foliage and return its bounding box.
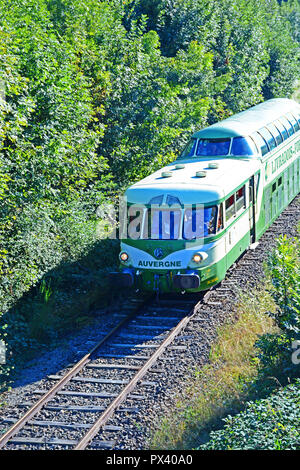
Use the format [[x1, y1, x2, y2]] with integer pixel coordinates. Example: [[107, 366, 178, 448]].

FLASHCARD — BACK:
[[128, 0, 300, 113], [262, 1, 300, 99], [199, 380, 300, 450], [102, 34, 223, 188], [266, 235, 300, 335], [255, 235, 300, 385]]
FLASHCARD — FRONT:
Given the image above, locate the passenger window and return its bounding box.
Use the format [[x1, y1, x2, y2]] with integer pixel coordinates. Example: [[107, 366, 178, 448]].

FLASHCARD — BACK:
[[225, 194, 235, 221], [249, 136, 259, 153], [251, 132, 269, 156], [258, 127, 277, 151], [267, 123, 283, 145], [217, 204, 224, 231], [236, 186, 246, 212], [274, 119, 288, 141], [286, 113, 298, 132], [279, 117, 293, 136], [286, 117, 295, 134], [291, 113, 300, 132]]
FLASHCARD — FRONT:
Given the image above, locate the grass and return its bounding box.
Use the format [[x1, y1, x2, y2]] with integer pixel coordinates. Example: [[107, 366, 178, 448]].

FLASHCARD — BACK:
[[149, 284, 278, 450]]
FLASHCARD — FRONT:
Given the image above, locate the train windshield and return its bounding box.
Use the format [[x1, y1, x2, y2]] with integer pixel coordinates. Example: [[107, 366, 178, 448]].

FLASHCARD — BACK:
[[183, 206, 217, 239], [128, 206, 219, 240], [147, 207, 217, 240], [149, 209, 181, 240], [196, 138, 231, 156], [179, 136, 258, 158]]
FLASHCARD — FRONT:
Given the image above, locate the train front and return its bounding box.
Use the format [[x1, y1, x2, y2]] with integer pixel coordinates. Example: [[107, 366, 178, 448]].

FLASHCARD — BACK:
[[111, 161, 225, 294]]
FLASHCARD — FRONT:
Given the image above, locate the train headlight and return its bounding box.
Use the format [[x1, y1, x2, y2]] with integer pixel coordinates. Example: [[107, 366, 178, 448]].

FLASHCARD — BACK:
[[192, 252, 208, 263], [192, 253, 203, 263], [120, 252, 129, 262]]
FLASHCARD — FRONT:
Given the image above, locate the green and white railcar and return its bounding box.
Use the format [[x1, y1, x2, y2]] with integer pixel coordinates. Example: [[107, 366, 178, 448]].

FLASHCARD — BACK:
[[115, 98, 300, 293]]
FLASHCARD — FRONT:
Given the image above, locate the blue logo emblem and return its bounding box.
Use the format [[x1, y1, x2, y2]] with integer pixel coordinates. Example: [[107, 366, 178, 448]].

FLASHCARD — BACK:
[[154, 248, 164, 259]]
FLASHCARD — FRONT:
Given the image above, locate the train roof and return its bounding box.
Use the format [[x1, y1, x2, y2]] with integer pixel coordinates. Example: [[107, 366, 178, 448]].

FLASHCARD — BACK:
[[126, 157, 259, 205], [193, 98, 300, 139]]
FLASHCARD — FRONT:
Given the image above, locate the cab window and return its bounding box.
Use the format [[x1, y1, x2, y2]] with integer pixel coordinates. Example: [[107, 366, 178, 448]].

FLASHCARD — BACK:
[[225, 195, 235, 221], [183, 206, 218, 239], [149, 208, 181, 240], [180, 138, 197, 158], [128, 206, 143, 239], [196, 138, 231, 156], [231, 137, 257, 156]]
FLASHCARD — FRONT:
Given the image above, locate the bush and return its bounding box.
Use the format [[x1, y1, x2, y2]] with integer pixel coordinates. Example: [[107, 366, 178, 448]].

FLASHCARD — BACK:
[[199, 380, 300, 450], [255, 235, 300, 387]]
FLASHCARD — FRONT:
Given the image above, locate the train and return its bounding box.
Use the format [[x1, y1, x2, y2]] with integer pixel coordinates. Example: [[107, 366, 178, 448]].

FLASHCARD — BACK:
[[111, 98, 300, 294]]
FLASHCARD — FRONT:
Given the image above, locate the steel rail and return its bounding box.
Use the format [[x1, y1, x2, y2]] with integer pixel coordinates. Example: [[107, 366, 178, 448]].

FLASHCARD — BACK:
[[0, 295, 153, 449], [74, 296, 204, 450]]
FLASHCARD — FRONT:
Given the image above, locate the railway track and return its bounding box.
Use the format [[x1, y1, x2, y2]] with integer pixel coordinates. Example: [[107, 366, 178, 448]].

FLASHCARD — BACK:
[[0, 293, 208, 450], [0, 195, 299, 450]]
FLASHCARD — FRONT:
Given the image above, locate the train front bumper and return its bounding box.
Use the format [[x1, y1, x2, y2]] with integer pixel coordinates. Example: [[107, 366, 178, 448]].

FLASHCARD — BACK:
[[109, 268, 200, 292], [173, 273, 200, 290]]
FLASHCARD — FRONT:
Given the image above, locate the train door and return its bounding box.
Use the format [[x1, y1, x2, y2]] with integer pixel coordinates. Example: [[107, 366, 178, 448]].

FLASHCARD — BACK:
[[249, 176, 256, 243], [278, 176, 283, 211], [284, 169, 289, 205], [271, 181, 277, 218]]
